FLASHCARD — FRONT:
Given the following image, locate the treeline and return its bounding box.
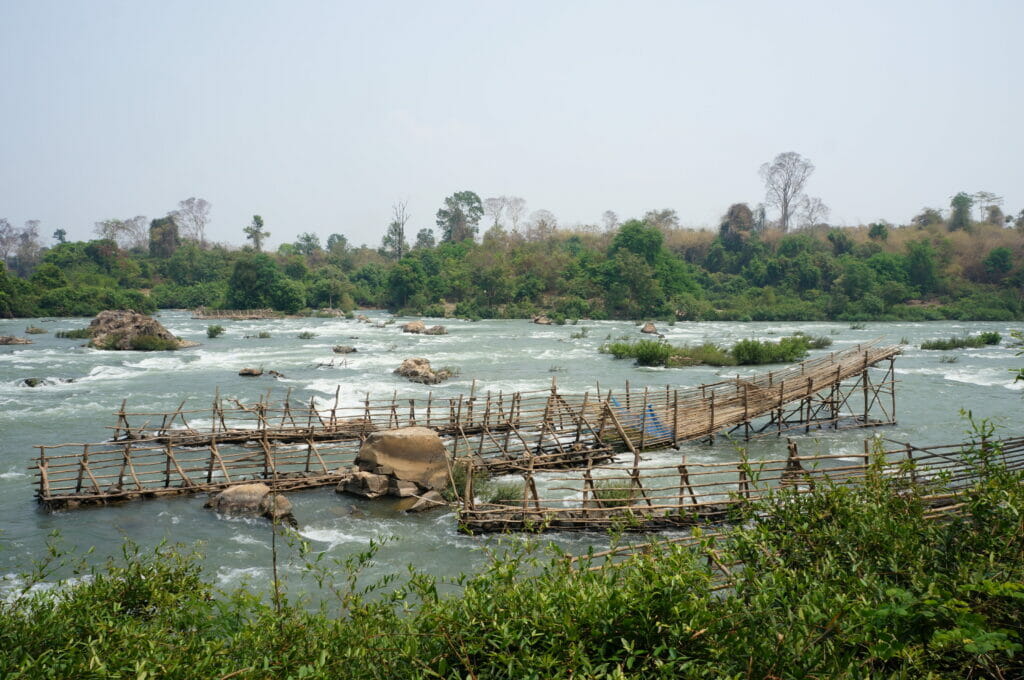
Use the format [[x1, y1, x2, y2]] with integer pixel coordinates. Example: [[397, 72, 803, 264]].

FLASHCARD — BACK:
[[2, 192, 1024, 321]]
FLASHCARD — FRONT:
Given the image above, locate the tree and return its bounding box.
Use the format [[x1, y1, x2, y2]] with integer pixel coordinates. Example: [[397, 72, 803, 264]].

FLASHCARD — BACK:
[[760, 152, 815, 232], [868, 223, 889, 241], [972, 191, 1002, 222], [12, 221, 43, 277], [985, 205, 1005, 226], [0, 218, 16, 267], [294, 232, 322, 256], [526, 209, 557, 241], [983, 246, 1013, 281], [911, 207, 943, 227], [326, 233, 349, 254], [414, 228, 435, 250], [483, 197, 506, 229], [94, 216, 148, 251], [52, 228, 67, 244], [505, 196, 527, 233], [601, 210, 619, 233], [949, 193, 973, 231], [719, 203, 754, 249], [798, 196, 830, 228], [436, 191, 484, 242], [611, 220, 664, 265], [381, 200, 410, 260], [643, 209, 680, 231], [149, 216, 180, 258], [244, 215, 269, 251], [171, 197, 211, 247]]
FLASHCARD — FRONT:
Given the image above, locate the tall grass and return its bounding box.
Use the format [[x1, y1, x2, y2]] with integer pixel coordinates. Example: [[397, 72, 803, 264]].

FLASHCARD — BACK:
[[602, 336, 819, 367], [921, 332, 1001, 350]]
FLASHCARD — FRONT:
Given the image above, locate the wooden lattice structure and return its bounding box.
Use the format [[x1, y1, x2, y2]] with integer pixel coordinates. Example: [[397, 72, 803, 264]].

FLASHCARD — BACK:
[[458, 436, 1024, 533], [191, 307, 284, 320], [32, 342, 902, 509]]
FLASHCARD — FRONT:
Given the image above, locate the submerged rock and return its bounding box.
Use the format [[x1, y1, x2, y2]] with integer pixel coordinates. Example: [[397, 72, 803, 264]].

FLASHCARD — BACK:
[[204, 483, 296, 526]]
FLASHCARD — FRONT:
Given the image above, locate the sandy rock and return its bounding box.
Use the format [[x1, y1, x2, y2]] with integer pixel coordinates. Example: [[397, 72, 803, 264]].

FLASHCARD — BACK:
[[204, 483, 296, 526], [533, 315, 552, 325], [423, 325, 448, 335], [343, 470, 391, 498], [356, 427, 450, 490], [407, 490, 446, 512], [0, 336, 32, 345], [332, 345, 357, 354], [239, 367, 263, 377], [86, 310, 191, 351], [402, 320, 427, 334], [641, 321, 658, 334], [394, 358, 453, 385]]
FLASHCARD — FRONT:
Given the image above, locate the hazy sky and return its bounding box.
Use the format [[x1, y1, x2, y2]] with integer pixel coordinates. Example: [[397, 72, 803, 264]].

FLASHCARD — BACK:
[[2, 1, 1021, 249]]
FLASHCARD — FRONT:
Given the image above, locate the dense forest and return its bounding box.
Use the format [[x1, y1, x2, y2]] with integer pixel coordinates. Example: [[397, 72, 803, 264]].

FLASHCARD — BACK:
[[3, 169, 1024, 322]]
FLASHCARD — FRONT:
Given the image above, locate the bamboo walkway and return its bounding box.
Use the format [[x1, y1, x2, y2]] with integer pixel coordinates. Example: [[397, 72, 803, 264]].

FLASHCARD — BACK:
[[32, 342, 901, 509], [458, 435, 1024, 533]]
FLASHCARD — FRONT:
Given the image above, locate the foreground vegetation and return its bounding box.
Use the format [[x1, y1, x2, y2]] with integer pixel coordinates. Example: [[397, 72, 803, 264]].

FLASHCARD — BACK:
[[2, 188, 1024, 322], [2, 464, 1021, 679]]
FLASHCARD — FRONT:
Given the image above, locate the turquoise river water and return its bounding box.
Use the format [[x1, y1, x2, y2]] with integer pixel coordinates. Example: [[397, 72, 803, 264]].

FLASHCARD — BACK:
[[1, 312, 1021, 593]]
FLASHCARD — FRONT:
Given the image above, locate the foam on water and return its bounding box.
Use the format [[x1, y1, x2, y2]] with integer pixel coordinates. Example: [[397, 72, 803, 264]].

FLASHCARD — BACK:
[[299, 527, 363, 548]]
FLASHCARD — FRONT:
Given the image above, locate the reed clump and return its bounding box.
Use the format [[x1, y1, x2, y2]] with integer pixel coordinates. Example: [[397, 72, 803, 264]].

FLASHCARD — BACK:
[[920, 332, 1001, 350]]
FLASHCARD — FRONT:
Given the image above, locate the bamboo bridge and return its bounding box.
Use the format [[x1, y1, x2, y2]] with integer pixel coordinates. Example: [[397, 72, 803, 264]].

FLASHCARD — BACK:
[[32, 341, 901, 509]]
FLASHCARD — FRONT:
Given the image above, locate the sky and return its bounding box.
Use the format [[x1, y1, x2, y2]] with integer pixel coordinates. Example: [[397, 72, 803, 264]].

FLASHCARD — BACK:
[[1, 1, 1021, 249]]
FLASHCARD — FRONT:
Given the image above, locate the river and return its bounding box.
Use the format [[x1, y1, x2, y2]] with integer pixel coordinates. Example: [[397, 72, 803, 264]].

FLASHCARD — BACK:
[[1, 312, 1020, 593]]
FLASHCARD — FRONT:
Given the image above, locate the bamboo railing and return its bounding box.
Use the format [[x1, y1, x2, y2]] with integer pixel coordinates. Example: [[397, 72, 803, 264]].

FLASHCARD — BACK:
[[458, 436, 1024, 533]]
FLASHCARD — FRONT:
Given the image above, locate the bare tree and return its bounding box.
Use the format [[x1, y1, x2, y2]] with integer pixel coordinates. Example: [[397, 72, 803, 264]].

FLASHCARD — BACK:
[[526, 209, 557, 241], [12, 221, 42, 277], [381, 200, 410, 259], [94, 216, 148, 250], [171, 197, 212, 247], [972, 191, 1003, 222], [505, 196, 527, 233], [760, 152, 815, 232], [798, 196, 830, 229], [0, 218, 15, 267], [601, 210, 619, 233], [643, 208, 680, 231], [483, 196, 507, 229]]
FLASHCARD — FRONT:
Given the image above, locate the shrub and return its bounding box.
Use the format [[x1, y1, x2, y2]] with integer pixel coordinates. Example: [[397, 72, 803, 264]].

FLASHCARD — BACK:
[[256, 331, 271, 339], [921, 333, 1001, 350], [297, 331, 317, 339], [24, 326, 47, 334], [56, 327, 92, 339], [128, 334, 179, 351], [731, 336, 810, 365], [206, 325, 225, 339], [591, 478, 633, 507], [487, 481, 525, 504]]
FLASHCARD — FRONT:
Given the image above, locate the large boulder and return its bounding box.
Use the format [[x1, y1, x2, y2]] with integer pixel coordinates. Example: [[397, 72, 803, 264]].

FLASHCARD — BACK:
[[640, 321, 658, 334], [423, 325, 448, 335], [394, 358, 454, 385], [204, 483, 296, 526], [533, 315, 553, 325], [86, 310, 196, 351], [402, 320, 426, 334], [356, 427, 450, 491]]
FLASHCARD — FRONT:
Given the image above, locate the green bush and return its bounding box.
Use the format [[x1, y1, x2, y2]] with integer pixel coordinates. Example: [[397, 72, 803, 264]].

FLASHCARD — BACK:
[[127, 334, 179, 351], [297, 331, 317, 339], [206, 324, 225, 339], [731, 336, 811, 365], [55, 327, 92, 339], [921, 333, 1001, 350]]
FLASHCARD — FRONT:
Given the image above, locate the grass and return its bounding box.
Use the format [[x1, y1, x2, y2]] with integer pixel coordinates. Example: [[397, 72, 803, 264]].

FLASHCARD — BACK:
[[127, 334, 179, 351], [921, 332, 1002, 350], [56, 328, 92, 339], [24, 326, 47, 334], [206, 324, 225, 338], [256, 331, 272, 339], [297, 331, 317, 339], [601, 335, 819, 368], [590, 478, 633, 507], [4, 463, 1021, 679], [939, 354, 960, 363]]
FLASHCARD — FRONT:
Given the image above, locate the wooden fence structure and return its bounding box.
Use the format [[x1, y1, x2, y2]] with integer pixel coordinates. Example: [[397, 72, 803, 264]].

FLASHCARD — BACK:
[[458, 436, 1024, 533], [32, 342, 901, 509]]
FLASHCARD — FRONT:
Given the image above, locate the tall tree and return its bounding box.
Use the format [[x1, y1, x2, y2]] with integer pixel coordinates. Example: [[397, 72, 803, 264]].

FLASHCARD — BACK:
[[381, 200, 410, 259], [244, 215, 269, 251], [601, 210, 619, 233], [719, 203, 754, 248], [760, 152, 815, 232], [149, 216, 180, 258], [294, 232, 322, 256], [949, 192, 973, 231], [52, 228, 67, 244], [798, 196, 830, 228], [483, 196, 507, 229], [436, 191, 484, 242], [505, 196, 527, 233], [526, 209, 557, 241], [171, 197, 212, 247], [972, 191, 1002, 222], [414, 228, 435, 250], [643, 208, 680, 231], [94, 216, 148, 250], [0, 218, 15, 267]]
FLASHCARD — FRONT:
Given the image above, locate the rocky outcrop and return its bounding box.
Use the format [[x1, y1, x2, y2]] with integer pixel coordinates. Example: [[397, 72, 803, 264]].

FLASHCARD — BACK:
[[402, 320, 426, 334], [86, 310, 197, 351], [394, 358, 454, 385], [641, 322, 658, 334], [332, 345, 357, 354], [204, 483, 296, 526], [423, 325, 447, 335], [336, 427, 451, 511], [0, 336, 32, 345], [533, 315, 552, 325]]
